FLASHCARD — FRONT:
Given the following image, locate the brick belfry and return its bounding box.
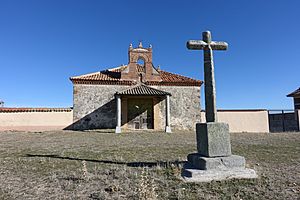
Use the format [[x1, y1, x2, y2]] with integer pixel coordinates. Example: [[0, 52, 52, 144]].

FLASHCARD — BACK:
[[182, 31, 257, 182]]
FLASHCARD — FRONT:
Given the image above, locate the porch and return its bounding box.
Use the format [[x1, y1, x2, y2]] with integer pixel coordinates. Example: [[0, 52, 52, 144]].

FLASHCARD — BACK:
[[114, 84, 171, 133]]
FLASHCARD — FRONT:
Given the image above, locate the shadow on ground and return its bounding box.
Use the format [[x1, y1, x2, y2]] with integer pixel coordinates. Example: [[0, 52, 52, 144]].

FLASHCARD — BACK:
[[25, 154, 186, 168]]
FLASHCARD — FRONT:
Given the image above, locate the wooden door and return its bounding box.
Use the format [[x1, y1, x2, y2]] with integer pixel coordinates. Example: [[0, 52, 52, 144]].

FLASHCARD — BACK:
[[127, 98, 153, 129]]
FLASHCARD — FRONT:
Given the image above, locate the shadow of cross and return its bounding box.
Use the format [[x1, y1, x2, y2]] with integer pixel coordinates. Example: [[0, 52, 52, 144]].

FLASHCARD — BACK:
[[187, 31, 228, 122], [25, 154, 186, 168]]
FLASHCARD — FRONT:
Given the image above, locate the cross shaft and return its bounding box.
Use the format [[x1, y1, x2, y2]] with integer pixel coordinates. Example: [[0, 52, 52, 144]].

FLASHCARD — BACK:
[[187, 31, 228, 122]]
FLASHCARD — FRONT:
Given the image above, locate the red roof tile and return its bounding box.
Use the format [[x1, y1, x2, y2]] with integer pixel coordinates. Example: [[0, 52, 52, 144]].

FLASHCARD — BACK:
[[70, 65, 202, 86], [116, 84, 171, 96], [0, 108, 72, 113]]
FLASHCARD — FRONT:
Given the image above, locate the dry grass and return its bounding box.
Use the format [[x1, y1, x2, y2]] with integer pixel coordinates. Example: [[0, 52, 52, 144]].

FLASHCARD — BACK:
[[0, 130, 299, 199]]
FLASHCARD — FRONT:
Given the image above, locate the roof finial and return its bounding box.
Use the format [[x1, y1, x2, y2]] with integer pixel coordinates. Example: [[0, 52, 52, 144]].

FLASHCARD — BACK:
[[138, 41, 143, 48]]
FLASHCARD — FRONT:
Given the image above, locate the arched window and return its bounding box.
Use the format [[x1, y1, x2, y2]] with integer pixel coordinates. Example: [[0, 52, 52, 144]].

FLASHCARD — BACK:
[[137, 57, 146, 73], [137, 57, 145, 66]]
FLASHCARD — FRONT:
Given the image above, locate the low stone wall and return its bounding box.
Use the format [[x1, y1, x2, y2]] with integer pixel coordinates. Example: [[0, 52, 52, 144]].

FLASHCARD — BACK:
[[0, 108, 73, 131], [201, 110, 269, 133]]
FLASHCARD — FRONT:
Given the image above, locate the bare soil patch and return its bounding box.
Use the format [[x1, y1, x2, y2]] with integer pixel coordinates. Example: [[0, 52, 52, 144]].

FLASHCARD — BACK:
[[0, 130, 299, 199]]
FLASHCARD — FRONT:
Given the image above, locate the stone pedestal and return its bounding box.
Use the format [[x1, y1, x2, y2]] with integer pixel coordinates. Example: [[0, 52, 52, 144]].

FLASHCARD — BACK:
[[182, 166, 257, 182], [196, 122, 231, 157], [187, 153, 245, 170], [182, 122, 257, 182]]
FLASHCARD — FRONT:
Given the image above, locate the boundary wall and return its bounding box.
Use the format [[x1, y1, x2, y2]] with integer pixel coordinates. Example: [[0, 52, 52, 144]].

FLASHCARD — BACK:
[[201, 109, 269, 133], [0, 108, 295, 133], [0, 108, 73, 131]]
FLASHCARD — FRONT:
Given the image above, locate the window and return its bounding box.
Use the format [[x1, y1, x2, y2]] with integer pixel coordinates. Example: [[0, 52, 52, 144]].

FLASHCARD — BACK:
[[137, 58, 145, 66]]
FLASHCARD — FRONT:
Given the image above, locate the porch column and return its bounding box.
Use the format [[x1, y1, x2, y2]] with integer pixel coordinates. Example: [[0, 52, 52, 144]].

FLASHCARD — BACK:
[[115, 95, 121, 133], [165, 95, 172, 133]]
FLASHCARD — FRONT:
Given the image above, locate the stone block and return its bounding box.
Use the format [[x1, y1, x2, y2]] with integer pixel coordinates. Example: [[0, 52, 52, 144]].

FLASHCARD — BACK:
[[187, 153, 245, 170], [165, 126, 172, 133], [196, 122, 231, 157], [182, 167, 258, 182], [115, 126, 121, 134]]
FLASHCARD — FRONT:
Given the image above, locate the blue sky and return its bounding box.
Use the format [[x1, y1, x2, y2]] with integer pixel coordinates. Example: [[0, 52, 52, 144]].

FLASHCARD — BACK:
[[0, 0, 299, 109]]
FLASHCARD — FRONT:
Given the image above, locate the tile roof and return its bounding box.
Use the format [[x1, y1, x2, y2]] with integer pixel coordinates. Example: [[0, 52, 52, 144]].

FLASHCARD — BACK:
[[287, 87, 300, 97], [70, 65, 203, 86], [116, 84, 171, 96], [0, 108, 73, 113]]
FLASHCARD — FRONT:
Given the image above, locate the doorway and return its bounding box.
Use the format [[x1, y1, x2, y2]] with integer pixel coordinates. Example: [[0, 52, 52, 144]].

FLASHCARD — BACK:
[[127, 98, 153, 130]]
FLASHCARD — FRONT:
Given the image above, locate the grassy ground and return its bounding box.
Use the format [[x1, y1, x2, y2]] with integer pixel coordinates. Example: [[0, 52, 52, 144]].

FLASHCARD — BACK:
[[0, 130, 299, 199]]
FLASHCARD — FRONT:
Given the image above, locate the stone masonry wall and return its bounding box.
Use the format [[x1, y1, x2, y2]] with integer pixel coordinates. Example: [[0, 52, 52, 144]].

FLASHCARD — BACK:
[[72, 84, 130, 130], [154, 86, 201, 130], [72, 84, 201, 131]]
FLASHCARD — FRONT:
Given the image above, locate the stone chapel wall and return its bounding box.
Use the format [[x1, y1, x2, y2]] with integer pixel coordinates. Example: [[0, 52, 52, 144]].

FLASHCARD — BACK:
[[72, 84, 130, 130], [154, 86, 201, 130], [72, 84, 201, 131]]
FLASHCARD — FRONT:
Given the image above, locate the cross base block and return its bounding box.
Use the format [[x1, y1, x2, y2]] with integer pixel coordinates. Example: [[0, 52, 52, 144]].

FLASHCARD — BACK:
[[182, 153, 257, 182], [196, 122, 231, 157], [187, 153, 245, 170], [182, 167, 257, 182]]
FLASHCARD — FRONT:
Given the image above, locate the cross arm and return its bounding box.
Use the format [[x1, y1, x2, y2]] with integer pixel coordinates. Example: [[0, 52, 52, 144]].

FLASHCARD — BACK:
[[187, 40, 228, 50], [187, 40, 207, 50]]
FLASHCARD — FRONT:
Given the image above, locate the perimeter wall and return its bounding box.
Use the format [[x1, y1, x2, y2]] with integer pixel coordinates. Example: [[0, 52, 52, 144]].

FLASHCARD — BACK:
[[0, 108, 73, 131], [201, 110, 270, 133], [0, 108, 297, 133]]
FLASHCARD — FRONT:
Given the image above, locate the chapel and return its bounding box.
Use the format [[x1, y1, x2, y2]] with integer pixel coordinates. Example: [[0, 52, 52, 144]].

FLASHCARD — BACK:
[[69, 42, 203, 133]]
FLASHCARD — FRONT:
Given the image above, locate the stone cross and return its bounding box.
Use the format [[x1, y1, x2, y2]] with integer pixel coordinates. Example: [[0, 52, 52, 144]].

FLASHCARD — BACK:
[[183, 31, 257, 182], [187, 31, 228, 122]]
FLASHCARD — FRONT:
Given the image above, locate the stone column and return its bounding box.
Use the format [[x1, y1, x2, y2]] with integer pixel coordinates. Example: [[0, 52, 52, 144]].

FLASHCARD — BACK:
[[165, 95, 172, 133], [115, 95, 121, 133]]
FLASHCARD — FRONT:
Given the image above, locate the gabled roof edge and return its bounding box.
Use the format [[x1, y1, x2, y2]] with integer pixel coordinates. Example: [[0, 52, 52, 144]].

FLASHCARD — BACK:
[[115, 84, 171, 96], [287, 87, 300, 97]]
